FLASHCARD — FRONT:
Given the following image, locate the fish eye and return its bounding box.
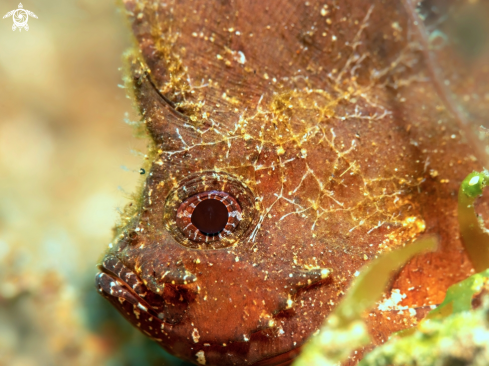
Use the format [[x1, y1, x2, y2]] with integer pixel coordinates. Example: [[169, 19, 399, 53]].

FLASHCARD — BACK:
[[176, 191, 242, 242], [163, 172, 258, 249]]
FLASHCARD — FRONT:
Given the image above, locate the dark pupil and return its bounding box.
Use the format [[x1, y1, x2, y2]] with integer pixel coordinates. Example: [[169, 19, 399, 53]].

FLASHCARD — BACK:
[[191, 199, 228, 236]]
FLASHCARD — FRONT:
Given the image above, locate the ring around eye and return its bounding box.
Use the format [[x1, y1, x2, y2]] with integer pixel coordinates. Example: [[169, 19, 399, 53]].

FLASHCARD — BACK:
[[164, 171, 258, 250], [176, 191, 242, 242]]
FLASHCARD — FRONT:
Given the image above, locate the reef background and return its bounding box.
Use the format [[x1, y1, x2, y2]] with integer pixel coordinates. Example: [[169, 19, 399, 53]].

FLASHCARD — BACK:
[[0, 1, 186, 365]]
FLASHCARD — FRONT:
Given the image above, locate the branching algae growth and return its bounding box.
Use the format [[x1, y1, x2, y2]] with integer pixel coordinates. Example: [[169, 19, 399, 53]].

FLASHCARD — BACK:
[[96, 0, 489, 365]]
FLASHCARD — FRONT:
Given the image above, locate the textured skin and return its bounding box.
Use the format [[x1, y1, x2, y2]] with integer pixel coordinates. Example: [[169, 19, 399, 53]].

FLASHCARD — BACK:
[[96, 0, 488, 365]]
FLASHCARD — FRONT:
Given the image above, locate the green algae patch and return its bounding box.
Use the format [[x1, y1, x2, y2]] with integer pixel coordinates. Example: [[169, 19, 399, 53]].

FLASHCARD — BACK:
[[350, 169, 489, 365], [293, 236, 438, 366], [396, 268, 489, 339], [461, 171, 489, 198], [359, 270, 489, 366], [425, 268, 489, 321], [359, 298, 489, 366], [459, 170, 489, 273]]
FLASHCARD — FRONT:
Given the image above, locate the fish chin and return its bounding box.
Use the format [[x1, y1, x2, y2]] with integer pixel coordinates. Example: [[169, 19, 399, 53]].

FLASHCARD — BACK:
[[96, 254, 312, 366]]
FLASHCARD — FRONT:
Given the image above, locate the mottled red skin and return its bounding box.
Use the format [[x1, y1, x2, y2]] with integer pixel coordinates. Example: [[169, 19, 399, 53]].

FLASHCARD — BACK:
[[96, 0, 489, 365]]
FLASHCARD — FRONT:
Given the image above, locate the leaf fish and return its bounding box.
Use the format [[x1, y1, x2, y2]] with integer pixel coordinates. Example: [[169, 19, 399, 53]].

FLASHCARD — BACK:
[[96, 0, 489, 365]]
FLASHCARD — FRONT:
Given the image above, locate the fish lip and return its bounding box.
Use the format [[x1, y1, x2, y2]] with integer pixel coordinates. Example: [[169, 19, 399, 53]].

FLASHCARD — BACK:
[[252, 346, 303, 366], [96, 254, 131, 285], [95, 255, 163, 320]]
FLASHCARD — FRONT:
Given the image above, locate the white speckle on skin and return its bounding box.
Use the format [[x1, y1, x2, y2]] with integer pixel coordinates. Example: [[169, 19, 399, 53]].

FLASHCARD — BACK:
[[138, 303, 148, 312], [229, 211, 242, 220], [237, 51, 246, 64], [192, 328, 200, 343], [196, 350, 206, 365], [320, 268, 330, 279], [377, 289, 413, 313]]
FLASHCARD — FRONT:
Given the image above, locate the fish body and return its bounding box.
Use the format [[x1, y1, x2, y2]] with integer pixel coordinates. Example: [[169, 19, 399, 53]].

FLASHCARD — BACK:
[[96, 0, 485, 365]]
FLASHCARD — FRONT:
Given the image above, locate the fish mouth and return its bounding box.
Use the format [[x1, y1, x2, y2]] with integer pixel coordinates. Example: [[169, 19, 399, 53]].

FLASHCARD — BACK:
[[253, 347, 303, 366], [95, 255, 310, 365], [95, 255, 187, 327], [96, 259, 157, 313], [95, 258, 165, 327]]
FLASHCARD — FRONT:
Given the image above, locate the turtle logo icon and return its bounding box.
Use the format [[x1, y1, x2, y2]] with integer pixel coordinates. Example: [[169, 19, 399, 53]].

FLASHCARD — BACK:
[[3, 3, 37, 32]]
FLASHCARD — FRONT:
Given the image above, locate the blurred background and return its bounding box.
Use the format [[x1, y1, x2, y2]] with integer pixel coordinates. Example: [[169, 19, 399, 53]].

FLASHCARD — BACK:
[[0, 0, 489, 365], [0, 0, 189, 365]]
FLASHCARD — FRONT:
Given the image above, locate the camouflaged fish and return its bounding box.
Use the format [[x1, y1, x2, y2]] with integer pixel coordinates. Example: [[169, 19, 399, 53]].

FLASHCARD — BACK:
[[96, 0, 486, 365]]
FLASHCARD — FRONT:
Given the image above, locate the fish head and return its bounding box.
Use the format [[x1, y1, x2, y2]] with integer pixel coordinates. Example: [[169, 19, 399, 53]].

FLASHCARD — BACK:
[[96, 0, 484, 365]]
